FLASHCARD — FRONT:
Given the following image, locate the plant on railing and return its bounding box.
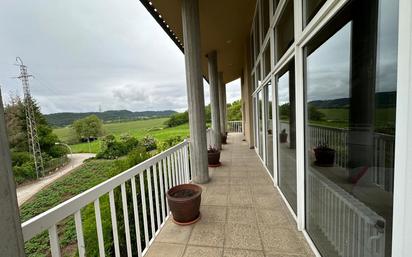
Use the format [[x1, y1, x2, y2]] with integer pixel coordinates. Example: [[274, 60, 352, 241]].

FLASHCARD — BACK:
[[314, 141, 336, 166]]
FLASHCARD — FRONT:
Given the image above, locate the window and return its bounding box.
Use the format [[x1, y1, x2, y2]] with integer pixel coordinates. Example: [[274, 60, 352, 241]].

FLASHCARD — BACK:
[[254, 6, 261, 60], [265, 81, 274, 176], [263, 43, 271, 79], [258, 90, 264, 159], [304, 0, 399, 256], [303, 0, 326, 26], [276, 60, 297, 213], [272, 0, 279, 14], [276, 0, 294, 61], [262, 0, 270, 38]]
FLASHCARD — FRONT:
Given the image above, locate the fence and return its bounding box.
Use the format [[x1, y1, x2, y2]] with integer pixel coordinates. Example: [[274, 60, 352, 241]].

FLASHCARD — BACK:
[[281, 122, 395, 192], [228, 120, 242, 133], [22, 140, 191, 257], [307, 168, 386, 257]]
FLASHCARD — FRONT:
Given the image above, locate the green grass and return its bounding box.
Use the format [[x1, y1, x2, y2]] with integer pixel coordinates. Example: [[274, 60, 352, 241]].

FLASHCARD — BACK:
[[21, 159, 119, 257], [54, 118, 190, 153], [54, 118, 169, 142]]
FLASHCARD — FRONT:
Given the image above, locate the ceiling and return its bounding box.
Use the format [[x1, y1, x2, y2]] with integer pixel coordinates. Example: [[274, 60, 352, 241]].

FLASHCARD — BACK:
[[145, 0, 257, 84]]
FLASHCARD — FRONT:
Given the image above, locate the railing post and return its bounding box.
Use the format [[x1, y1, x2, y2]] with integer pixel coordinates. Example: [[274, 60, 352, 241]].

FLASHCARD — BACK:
[[0, 88, 26, 257]]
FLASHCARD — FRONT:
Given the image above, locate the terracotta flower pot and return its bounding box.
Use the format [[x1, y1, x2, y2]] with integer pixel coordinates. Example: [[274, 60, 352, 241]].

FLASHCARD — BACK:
[[279, 132, 288, 143], [221, 135, 227, 144], [166, 184, 202, 225], [208, 150, 221, 167], [314, 147, 335, 166]]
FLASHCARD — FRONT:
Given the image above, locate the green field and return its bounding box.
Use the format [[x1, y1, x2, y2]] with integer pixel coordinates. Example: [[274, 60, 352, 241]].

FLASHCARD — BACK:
[[54, 118, 190, 153]]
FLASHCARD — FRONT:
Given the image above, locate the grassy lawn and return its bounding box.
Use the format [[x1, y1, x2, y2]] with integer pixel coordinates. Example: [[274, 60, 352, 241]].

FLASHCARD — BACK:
[[54, 118, 190, 153]]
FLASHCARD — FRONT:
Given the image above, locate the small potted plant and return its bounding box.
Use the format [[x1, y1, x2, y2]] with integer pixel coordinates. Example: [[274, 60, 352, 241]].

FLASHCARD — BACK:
[[166, 184, 202, 225], [221, 133, 227, 144], [314, 142, 335, 166], [279, 129, 288, 143], [207, 145, 221, 167]]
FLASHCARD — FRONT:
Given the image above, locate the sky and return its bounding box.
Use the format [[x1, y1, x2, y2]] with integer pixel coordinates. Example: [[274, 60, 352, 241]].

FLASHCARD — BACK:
[[0, 0, 240, 114]]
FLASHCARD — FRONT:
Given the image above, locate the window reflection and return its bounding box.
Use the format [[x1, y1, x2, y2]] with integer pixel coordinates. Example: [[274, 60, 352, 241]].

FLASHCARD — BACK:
[[265, 82, 274, 176], [304, 0, 326, 26], [263, 44, 271, 78], [258, 90, 264, 159], [277, 60, 297, 213], [276, 0, 294, 61], [262, 0, 270, 38], [304, 1, 398, 256]]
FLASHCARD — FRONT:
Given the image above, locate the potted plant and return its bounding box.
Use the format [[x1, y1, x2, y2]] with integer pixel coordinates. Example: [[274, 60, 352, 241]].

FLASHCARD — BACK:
[[279, 129, 288, 143], [207, 145, 221, 167], [166, 184, 202, 225], [221, 133, 227, 144], [314, 142, 335, 166]]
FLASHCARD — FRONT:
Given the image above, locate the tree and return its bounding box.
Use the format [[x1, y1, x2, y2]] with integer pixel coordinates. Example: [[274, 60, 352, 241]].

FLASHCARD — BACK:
[[72, 115, 104, 147], [227, 100, 242, 121], [308, 105, 325, 121]]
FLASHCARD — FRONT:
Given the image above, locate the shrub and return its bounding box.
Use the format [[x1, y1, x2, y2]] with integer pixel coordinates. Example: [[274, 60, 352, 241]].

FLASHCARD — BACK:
[[11, 151, 32, 166], [164, 111, 188, 127], [13, 161, 36, 184], [142, 135, 157, 151], [97, 134, 143, 159], [159, 136, 183, 151]]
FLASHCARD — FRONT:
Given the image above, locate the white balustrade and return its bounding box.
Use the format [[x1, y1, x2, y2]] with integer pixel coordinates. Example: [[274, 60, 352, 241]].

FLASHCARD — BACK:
[[228, 120, 242, 133], [307, 168, 386, 257], [21, 139, 191, 257]]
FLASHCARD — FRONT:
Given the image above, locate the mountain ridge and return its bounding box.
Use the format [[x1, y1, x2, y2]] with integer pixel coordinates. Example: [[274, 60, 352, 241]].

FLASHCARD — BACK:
[[45, 109, 176, 127]]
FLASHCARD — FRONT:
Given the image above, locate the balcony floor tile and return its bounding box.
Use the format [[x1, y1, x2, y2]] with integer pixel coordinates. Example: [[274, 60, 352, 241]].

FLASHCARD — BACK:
[[149, 133, 314, 257]]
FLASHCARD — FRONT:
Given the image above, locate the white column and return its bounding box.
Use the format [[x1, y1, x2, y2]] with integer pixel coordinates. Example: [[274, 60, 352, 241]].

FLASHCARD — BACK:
[[0, 88, 26, 256], [392, 0, 412, 255], [207, 51, 222, 149], [181, 0, 209, 183]]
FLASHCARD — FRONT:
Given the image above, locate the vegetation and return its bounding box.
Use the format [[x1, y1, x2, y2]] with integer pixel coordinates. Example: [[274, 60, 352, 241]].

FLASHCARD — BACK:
[[227, 100, 242, 121], [4, 96, 68, 184], [45, 109, 177, 127], [21, 130, 186, 257]]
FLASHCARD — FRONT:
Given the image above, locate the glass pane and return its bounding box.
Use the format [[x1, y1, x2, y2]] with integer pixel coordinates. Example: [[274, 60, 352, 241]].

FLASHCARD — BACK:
[[257, 62, 262, 88], [252, 73, 256, 92], [258, 90, 264, 159], [272, 0, 279, 14], [262, 0, 270, 38], [253, 96, 258, 148], [263, 44, 271, 78], [265, 82, 274, 176], [251, 32, 255, 65], [254, 6, 261, 60], [276, 0, 294, 61], [277, 60, 297, 213], [304, 0, 326, 26], [304, 1, 398, 256]]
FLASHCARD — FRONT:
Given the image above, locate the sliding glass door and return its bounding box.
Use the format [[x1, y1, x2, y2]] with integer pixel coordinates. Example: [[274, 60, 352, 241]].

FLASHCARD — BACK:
[[264, 81, 274, 177], [304, 0, 398, 256], [276, 60, 297, 213]]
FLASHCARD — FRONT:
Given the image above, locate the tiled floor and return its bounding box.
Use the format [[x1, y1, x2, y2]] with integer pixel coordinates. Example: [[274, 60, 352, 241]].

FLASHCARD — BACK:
[[146, 133, 315, 257]]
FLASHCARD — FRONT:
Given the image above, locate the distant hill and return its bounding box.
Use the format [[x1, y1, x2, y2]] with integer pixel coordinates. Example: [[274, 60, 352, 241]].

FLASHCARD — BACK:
[[309, 91, 396, 109], [45, 110, 177, 127]]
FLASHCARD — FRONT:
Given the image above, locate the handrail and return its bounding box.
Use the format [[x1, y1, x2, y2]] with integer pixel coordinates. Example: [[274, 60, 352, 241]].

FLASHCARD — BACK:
[[21, 139, 191, 256]]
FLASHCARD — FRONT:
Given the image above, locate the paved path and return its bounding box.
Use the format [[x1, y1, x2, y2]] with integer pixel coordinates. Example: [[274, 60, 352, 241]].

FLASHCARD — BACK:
[[16, 153, 95, 206]]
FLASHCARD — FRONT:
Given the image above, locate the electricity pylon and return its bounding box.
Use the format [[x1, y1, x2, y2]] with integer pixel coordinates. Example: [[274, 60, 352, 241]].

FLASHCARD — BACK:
[[16, 57, 44, 178]]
